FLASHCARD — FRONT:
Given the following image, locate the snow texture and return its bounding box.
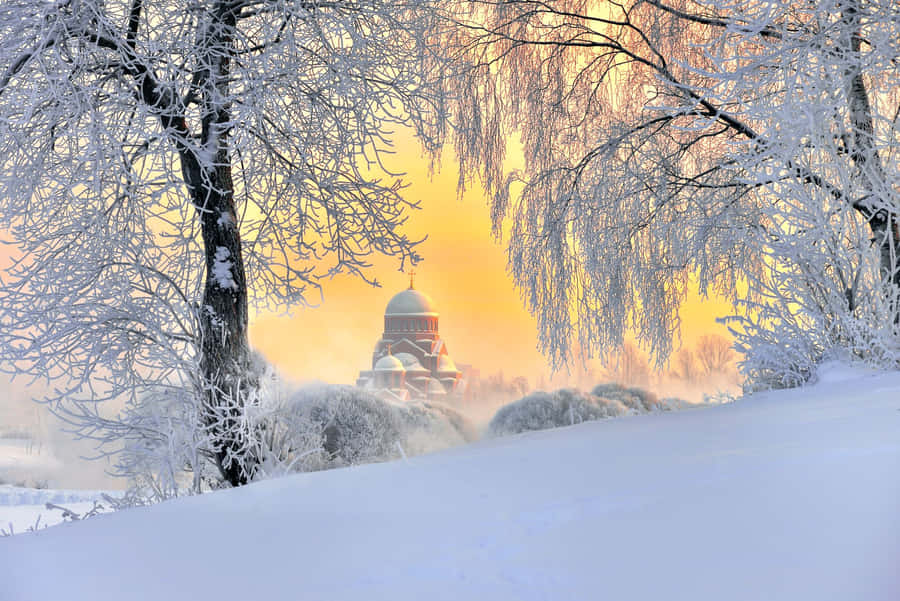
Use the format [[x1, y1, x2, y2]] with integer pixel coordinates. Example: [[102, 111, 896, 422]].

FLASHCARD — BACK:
[[3, 364, 898, 600], [212, 246, 236, 290]]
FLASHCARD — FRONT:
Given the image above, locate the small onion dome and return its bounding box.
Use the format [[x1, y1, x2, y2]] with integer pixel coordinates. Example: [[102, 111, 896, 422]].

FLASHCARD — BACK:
[[427, 378, 446, 394], [394, 352, 426, 371], [374, 354, 405, 372], [437, 354, 458, 373], [385, 288, 437, 316]]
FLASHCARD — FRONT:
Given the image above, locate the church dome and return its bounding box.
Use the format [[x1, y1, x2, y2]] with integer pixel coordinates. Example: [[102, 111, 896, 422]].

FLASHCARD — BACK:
[[427, 378, 446, 395], [374, 354, 405, 371], [394, 352, 426, 371], [385, 288, 438, 316], [437, 354, 458, 373]]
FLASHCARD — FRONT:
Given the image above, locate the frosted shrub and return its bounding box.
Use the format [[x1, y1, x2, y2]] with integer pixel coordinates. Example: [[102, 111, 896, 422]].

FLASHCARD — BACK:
[[488, 389, 630, 437], [119, 376, 478, 499], [117, 386, 212, 500], [258, 385, 477, 476], [726, 196, 900, 391], [591, 383, 668, 413], [488, 384, 692, 437], [399, 401, 479, 455], [271, 386, 405, 472]]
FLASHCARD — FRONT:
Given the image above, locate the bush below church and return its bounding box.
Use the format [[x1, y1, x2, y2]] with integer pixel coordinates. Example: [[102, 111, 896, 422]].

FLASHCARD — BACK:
[[257, 385, 477, 476], [487, 384, 685, 438]]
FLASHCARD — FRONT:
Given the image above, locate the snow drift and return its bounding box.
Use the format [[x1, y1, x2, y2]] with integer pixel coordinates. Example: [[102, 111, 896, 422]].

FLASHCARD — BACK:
[[2, 364, 899, 601]]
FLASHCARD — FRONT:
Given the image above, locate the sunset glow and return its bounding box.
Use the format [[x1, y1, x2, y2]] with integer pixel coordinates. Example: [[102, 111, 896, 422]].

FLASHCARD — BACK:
[[249, 133, 735, 387]]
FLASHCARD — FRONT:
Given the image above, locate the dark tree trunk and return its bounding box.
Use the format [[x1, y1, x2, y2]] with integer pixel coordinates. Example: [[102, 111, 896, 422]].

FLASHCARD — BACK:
[[186, 156, 257, 488], [179, 1, 258, 487]]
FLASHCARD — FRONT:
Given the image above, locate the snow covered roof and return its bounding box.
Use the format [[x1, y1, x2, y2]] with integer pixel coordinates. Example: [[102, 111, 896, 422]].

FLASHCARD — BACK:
[[374, 354, 405, 371], [385, 288, 438, 316]]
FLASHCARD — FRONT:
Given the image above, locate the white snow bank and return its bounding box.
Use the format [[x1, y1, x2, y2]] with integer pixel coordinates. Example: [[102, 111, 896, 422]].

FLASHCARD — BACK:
[[810, 358, 882, 384], [2, 367, 899, 601], [0, 486, 114, 534]]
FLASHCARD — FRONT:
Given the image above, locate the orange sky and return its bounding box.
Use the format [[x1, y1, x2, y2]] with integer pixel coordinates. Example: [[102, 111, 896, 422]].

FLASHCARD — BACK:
[[249, 133, 736, 387]]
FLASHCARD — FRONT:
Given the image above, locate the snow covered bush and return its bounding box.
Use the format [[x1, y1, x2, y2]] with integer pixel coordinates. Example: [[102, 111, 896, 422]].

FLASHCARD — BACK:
[[488, 389, 630, 437], [726, 203, 900, 391], [262, 385, 406, 473], [398, 401, 479, 455], [255, 385, 477, 476], [488, 385, 689, 438], [116, 352, 278, 501], [119, 379, 477, 499], [591, 383, 668, 413]]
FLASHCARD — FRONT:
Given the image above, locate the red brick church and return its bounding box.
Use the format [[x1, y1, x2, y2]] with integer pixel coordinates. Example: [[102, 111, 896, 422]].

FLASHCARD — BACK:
[[356, 275, 464, 401]]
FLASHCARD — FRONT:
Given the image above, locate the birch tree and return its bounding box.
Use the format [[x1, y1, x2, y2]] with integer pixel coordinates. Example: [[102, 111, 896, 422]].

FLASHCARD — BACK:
[[429, 0, 900, 385], [0, 0, 443, 488]]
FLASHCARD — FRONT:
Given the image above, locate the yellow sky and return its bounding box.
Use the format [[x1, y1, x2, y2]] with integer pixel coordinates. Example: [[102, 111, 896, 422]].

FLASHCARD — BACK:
[[249, 133, 735, 387]]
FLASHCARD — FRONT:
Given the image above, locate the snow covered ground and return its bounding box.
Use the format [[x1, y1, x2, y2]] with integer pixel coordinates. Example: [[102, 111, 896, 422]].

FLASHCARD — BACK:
[[0, 486, 112, 534], [2, 364, 899, 601]]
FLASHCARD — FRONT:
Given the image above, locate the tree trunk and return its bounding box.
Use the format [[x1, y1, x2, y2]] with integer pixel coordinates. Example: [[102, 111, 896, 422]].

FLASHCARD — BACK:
[[183, 2, 258, 487], [188, 157, 257, 488], [842, 0, 900, 302]]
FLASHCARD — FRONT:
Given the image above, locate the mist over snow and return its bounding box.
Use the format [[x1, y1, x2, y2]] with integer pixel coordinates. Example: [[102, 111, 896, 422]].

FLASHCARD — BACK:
[[0, 376, 120, 491], [2, 362, 898, 601]]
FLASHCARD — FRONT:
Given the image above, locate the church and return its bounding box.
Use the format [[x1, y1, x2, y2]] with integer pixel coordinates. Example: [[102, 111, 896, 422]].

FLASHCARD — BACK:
[[356, 276, 464, 402]]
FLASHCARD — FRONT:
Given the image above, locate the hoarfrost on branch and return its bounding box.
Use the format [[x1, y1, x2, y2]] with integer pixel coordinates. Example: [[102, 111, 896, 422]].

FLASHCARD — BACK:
[[425, 0, 900, 386], [0, 0, 446, 491]]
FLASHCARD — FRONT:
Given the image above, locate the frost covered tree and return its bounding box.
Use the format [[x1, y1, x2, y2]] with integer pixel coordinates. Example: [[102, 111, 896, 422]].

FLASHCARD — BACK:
[[428, 0, 900, 384], [0, 0, 443, 488], [599, 341, 651, 387], [695, 334, 734, 376]]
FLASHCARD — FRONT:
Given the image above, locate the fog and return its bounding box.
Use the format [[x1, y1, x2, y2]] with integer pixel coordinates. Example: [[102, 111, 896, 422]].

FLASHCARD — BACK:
[[0, 347, 741, 492], [0, 376, 121, 490]]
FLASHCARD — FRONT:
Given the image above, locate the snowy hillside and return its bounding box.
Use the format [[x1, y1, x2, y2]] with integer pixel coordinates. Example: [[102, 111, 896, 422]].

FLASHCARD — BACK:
[[3, 364, 900, 601]]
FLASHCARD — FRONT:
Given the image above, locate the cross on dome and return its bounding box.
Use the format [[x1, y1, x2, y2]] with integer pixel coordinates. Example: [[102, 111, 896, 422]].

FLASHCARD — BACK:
[[407, 267, 416, 289]]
